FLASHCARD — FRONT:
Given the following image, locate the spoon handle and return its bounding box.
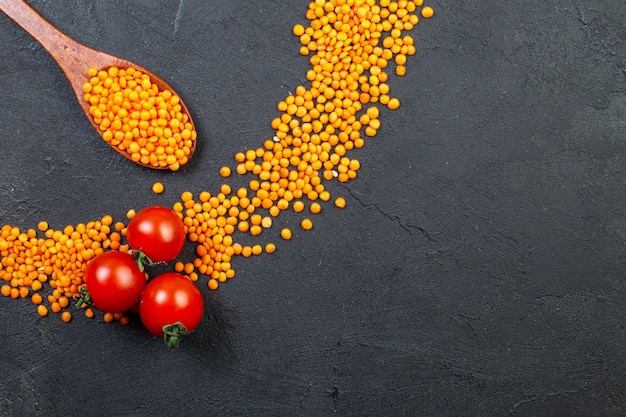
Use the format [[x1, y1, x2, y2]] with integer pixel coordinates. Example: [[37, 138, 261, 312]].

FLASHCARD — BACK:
[[0, 0, 123, 89], [0, 0, 85, 65], [0, 0, 132, 111]]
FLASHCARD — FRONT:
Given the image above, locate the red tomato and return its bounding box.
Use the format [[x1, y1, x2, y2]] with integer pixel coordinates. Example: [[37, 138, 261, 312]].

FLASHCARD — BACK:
[[139, 273, 204, 348], [126, 206, 186, 263], [84, 251, 146, 314]]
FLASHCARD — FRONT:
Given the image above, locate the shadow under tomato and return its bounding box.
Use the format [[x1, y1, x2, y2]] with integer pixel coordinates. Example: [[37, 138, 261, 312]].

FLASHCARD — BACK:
[[138, 263, 234, 357], [181, 294, 235, 360]]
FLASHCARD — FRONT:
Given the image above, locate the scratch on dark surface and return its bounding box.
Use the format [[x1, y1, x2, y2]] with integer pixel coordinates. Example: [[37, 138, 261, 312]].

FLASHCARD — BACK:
[[456, 314, 481, 342], [511, 382, 595, 415], [544, 208, 602, 258], [174, 0, 185, 37], [574, 5, 588, 26], [342, 186, 434, 242], [331, 385, 339, 411]]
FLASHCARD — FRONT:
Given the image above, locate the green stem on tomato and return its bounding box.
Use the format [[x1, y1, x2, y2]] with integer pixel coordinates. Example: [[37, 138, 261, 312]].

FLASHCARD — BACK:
[[74, 285, 92, 308], [162, 322, 189, 349], [132, 250, 155, 272]]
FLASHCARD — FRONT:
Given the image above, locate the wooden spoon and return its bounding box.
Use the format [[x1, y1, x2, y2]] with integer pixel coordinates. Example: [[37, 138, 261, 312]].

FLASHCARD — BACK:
[[0, 0, 196, 169]]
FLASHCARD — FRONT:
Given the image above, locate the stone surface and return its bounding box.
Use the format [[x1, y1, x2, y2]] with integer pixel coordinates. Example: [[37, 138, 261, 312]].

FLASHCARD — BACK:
[[0, 0, 625, 415]]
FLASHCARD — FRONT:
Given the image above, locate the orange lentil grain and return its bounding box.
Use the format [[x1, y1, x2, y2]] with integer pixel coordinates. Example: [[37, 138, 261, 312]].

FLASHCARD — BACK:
[[310, 202, 322, 214], [281, 228, 292, 240], [387, 97, 400, 110], [51, 302, 62, 314], [31, 293, 43, 305], [265, 243, 276, 254], [293, 201, 305, 213], [219, 166, 232, 177], [1, 285, 11, 297], [152, 182, 165, 194], [252, 245, 263, 256], [37, 305, 48, 317], [61, 311, 72, 323], [301, 218, 313, 230], [421, 6, 434, 19]]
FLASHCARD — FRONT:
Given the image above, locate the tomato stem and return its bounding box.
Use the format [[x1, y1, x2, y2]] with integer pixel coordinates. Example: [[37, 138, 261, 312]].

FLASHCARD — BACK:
[[132, 250, 155, 272], [74, 285, 92, 308], [162, 322, 189, 349]]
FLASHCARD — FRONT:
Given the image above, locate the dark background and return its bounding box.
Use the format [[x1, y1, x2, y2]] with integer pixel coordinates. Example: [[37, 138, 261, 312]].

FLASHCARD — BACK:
[[1, 0, 625, 416]]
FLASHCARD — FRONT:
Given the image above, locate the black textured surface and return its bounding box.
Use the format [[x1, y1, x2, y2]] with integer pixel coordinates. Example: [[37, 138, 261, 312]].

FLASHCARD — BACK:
[[1, 1, 625, 416]]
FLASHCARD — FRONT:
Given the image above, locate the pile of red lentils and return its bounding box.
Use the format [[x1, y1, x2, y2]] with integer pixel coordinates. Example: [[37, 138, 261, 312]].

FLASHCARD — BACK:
[[83, 66, 196, 171], [0, 0, 434, 323]]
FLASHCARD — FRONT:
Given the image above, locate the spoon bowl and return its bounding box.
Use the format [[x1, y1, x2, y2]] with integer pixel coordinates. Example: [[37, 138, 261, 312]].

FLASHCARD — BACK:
[[0, 0, 196, 170]]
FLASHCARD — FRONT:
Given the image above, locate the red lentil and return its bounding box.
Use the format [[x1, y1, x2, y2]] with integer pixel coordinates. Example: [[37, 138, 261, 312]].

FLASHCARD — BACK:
[[83, 66, 196, 171]]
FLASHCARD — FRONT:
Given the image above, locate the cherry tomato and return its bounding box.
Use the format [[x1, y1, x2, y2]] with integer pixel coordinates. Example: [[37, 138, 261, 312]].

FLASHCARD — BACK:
[[126, 206, 186, 263], [139, 273, 204, 348], [84, 251, 146, 314]]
